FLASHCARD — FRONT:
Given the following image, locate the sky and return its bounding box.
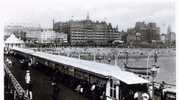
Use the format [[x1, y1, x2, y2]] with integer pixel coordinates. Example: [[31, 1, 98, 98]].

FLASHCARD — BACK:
[[1, 0, 175, 33]]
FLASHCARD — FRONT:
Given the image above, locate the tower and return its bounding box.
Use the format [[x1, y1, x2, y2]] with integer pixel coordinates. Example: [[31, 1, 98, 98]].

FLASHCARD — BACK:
[[167, 26, 171, 34], [52, 19, 55, 30], [116, 24, 118, 32], [86, 12, 90, 20], [167, 26, 171, 41]]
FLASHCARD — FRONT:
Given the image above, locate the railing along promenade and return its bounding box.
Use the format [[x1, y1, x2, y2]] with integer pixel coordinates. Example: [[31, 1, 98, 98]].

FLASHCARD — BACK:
[[4, 64, 30, 100]]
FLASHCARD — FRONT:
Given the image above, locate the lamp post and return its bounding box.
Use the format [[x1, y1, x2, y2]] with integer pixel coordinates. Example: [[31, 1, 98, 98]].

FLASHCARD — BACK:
[[78, 52, 81, 59], [125, 51, 128, 65], [93, 51, 96, 62], [150, 65, 159, 100], [114, 54, 118, 66], [146, 50, 154, 79], [147, 49, 159, 79]]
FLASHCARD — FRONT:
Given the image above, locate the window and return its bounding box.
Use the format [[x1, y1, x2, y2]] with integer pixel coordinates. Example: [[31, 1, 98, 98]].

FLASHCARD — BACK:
[[110, 79, 116, 98], [89, 75, 99, 84], [64, 65, 73, 75]]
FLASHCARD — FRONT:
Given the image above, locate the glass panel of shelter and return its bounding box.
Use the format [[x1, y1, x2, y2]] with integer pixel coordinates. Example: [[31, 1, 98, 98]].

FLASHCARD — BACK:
[[42, 61, 109, 99], [110, 79, 116, 98], [106, 78, 121, 100]]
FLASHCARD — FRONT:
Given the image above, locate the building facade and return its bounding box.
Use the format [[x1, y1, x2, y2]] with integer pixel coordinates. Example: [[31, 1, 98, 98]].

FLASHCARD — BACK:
[[53, 15, 120, 46], [5, 25, 68, 47], [4, 25, 43, 41], [135, 22, 160, 42], [166, 26, 176, 42], [26, 30, 67, 44], [127, 22, 160, 43], [160, 33, 167, 43]]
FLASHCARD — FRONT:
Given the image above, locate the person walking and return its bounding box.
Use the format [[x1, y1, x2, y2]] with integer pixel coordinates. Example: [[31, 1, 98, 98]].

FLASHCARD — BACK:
[[52, 82, 60, 100], [51, 69, 60, 100], [90, 83, 96, 100], [25, 70, 32, 100], [159, 81, 165, 100]]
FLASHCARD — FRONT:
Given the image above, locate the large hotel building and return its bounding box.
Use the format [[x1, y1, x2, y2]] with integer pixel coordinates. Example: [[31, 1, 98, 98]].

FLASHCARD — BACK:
[[127, 22, 160, 43], [53, 14, 120, 46]]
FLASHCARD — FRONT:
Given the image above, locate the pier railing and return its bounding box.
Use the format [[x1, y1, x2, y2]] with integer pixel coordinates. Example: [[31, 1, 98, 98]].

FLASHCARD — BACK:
[[4, 64, 30, 100]]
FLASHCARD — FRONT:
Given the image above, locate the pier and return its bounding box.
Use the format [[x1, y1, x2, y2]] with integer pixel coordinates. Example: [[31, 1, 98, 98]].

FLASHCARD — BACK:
[[4, 47, 176, 100]]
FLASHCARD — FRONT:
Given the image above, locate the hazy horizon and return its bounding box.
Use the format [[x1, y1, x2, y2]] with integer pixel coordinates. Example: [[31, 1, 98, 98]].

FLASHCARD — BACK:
[[1, 0, 175, 33]]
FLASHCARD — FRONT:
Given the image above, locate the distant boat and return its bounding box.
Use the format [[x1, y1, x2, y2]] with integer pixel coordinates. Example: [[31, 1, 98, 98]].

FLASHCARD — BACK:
[[125, 68, 152, 75], [123, 49, 160, 76], [124, 64, 152, 75], [124, 64, 160, 75]]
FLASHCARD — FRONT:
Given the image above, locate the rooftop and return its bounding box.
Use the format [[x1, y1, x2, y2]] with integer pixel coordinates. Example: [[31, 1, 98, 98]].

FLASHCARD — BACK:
[[12, 47, 150, 85]]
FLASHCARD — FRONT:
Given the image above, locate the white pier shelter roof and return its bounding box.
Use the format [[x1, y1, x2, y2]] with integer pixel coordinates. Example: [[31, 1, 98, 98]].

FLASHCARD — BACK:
[[12, 47, 150, 85], [5, 34, 24, 44]]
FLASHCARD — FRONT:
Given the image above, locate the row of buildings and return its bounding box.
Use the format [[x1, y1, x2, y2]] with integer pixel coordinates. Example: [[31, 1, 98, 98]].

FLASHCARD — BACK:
[[4, 14, 175, 47], [120, 22, 175, 47], [53, 14, 120, 46], [126, 22, 160, 46], [4, 25, 67, 46], [160, 26, 176, 43]]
